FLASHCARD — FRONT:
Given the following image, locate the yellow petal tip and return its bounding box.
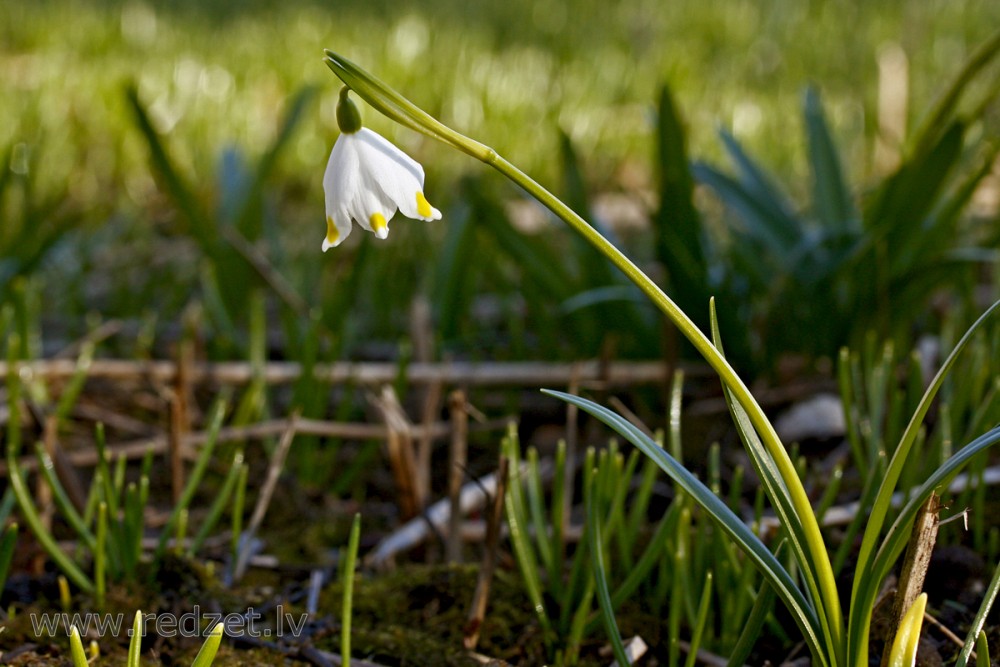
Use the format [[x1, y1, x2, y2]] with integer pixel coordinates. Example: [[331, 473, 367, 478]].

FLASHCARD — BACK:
[[416, 191, 437, 219], [370, 212, 388, 239], [323, 215, 340, 251]]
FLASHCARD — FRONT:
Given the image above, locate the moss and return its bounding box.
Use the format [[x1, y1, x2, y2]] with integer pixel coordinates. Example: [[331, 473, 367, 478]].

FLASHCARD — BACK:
[[319, 563, 548, 666]]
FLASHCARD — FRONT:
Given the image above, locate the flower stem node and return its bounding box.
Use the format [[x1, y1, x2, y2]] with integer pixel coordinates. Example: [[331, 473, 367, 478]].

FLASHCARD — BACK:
[[322, 89, 442, 250]]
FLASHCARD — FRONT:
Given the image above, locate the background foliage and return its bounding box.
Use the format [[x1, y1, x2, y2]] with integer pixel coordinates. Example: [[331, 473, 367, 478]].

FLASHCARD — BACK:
[[1, 0, 999, 367]]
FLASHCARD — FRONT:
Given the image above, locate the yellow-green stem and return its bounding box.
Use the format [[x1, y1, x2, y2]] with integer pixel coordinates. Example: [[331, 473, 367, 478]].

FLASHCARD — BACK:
[[322, 50, 845, 664], [485, 151, 844, 662]]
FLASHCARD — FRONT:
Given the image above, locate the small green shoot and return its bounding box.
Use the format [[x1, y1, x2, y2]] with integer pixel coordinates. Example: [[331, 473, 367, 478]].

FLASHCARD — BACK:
[[69, 625, 88, 667], [342, 513, 362, 667], [886, 593, 926, 667]]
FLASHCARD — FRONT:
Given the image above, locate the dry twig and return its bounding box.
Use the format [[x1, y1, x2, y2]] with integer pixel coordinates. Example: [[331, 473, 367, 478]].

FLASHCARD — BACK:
[[464, 454, 508, 650], [447, 389, 469, 563], [234, 414, 299, 581], [366, 452, 552, 568], [0, 358, 682, 387], [879, 491, 940, 667], [371, 386, 422, 519]]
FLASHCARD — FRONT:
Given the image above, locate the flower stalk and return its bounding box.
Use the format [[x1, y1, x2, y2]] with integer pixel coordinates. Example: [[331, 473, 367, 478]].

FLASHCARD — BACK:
[[323, 50, 844, 665]]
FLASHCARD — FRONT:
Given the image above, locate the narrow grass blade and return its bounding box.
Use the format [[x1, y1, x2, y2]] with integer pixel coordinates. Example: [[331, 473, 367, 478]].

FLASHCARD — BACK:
[[804, 87, 854, 230], [717, 130, 799, 243], [956, 555, 1000, 667], [342, 513, 361, 667], [910, 28, 1000, 156], [585, 467, 629, 666], [585, 500, 679, 635], [0, 488, 16, 526], [549, 439, 567, 602], [654, 84, 711, 326], [133, 476, 149, 565], [33, 443, 96, 551], [125, 84, 213, 246], [190, 451, 245, 556], [727, 572, 779, 667], [815, 466, 844, 525], [624, 454, 659, 551], [684, 571, 714, 667], [93, 424, 119, 516], [692, 164, 795, 256], [543, 389, 827, 666], [669, 507, 689, 667], [503, 432, 553, 638], [121, 482, 143, 574], [6, 444, 93, 591], [431, 186, 476, 341], [156, 400, 226, 556], [92, 425, 126, 576], [526, 447, 555, 579], [233, 86, 317, 233], [95, 503, 106, 609], [565, 577, 595, 666], [0, 523, 18, 590], [54, 341, 95, 424], [5, 330, 23, 453], [191, 622, 224, 667]]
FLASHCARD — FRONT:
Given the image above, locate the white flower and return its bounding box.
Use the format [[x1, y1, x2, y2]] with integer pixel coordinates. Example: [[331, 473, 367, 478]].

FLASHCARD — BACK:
[[322, 127, 442, 250]]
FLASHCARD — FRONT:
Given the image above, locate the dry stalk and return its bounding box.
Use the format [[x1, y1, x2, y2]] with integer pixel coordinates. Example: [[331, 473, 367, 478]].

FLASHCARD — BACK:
[[38, 415, 57, 531], [463, 454, 509, 650], [879, 491, 940, 667], [232, 413, 299, 581], [371, 386, 422, 519], [418, 379, 443, 500], [0, 416, 512, 475], [169, 338, 193, 503], [366, 452, 550, 568], [1, 359, 682, 387], [447, 389, 469, 563]]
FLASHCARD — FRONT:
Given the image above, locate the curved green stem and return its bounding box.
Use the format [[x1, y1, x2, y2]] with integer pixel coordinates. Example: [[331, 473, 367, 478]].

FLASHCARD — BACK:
[[486, 151, 843, 661], [323, 51, 844, 665]]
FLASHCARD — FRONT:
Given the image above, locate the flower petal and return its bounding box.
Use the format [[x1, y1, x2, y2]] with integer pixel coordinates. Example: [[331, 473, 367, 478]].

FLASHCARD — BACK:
[[348, 176, 395, 236], [322, 215, 342, 252], [354, 129, 441, 221], [414, 191, 442, 221], [322, 126, 441, 247], [323, 135, 358, 244], [370, 213, 389, 239]]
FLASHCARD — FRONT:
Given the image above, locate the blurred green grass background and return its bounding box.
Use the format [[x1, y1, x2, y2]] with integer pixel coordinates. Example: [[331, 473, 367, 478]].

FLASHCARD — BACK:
[[5, 0, 998, 204], [2, 0, 999, 361]]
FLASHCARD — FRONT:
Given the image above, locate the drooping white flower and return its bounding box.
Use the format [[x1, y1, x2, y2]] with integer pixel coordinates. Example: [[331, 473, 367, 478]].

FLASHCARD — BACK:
[[322, 88, 441, 251]]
